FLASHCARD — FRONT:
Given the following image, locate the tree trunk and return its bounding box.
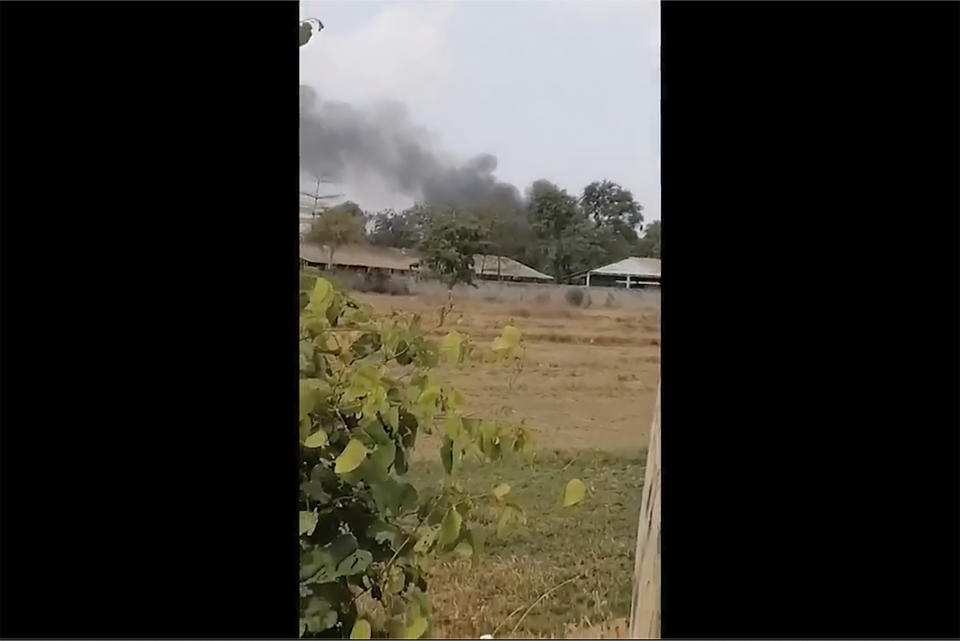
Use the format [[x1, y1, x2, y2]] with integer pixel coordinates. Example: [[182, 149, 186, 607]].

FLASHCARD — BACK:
[[630, 382, 660, 638]]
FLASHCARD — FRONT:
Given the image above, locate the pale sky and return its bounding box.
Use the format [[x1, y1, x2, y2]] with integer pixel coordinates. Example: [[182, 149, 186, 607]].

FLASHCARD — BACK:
[[299, 0, 660, 222]]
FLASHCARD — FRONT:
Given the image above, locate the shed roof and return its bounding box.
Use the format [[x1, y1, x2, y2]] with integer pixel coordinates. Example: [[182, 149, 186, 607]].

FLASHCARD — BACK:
[[300, 241, 421, 272], [589, 257, 661, 278], [473, 255, 553, 281]]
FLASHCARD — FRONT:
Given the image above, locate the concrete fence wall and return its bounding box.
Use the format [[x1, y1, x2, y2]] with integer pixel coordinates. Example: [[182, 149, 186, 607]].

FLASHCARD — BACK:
[[409, 278, 661, 309]]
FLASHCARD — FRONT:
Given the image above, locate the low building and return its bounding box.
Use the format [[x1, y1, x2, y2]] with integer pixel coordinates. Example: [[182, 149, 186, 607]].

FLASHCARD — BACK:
[[572, 256, 661, 289], [299, 241, 420, 276], [472, 254, 554, 283]]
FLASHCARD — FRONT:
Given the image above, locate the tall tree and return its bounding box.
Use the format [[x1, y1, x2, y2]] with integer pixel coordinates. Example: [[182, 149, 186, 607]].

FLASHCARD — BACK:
[[306, 201, 366, 264], [580, 180, 644, 242], [526, 180, 592, 281], [368, 206, 427, 249], [419, 206, 489, 288]]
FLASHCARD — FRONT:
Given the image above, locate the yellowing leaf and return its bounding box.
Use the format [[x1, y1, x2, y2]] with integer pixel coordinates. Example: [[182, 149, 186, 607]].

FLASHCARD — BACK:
[[308, 277, 333, 313], [350, 619, 371, 639], [334, 439, 370, 474], [299, 510, 318, 536], [492, 324, 521, 354], [492, 483, 511, 500], [440, 330, 463, 363], [453, 540, 473, 558], [438, 507, 463, 546], [304, 428, 328, 448], [446, 386, 466, 410], [443, 416, 462, 440], [562, 478, 587, 507], [384, 404, 399, 430], [403, 615, 428, 639], [299, 379, 331, 420]]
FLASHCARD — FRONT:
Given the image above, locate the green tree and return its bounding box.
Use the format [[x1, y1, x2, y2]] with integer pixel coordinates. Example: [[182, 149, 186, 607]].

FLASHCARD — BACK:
[[419, 206, 490, 288], [581, 180, 644, 243], [525, 180, 592, 281], [306, 201, 367, 264], [369, 207, 426, 249]]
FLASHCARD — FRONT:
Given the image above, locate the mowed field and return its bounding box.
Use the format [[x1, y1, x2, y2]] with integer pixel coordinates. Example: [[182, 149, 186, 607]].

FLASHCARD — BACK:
[[352, 290, 660, 638], [353, 292, 660, 454]]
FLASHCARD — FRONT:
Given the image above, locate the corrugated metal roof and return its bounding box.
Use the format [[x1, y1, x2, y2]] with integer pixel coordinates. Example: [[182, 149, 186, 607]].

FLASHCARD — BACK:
[[299, 241, 552, 281], [473, 255, 554, 281], [589, 257, 661, 278], [300, 241, 421, 272]]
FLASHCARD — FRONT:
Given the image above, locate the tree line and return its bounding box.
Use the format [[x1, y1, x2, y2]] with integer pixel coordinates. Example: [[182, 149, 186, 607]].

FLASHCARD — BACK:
[[305, 179, 660, 285]]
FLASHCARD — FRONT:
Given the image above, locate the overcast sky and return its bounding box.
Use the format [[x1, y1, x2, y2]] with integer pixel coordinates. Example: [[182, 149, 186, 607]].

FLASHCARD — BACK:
[[299, 0, 660, 222]]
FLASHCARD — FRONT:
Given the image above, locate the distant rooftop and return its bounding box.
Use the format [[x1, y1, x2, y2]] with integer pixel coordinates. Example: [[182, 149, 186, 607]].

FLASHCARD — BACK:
[[589, 257, 661, 278], [473, 254, 553, 282], [300, 241, 420, 272]]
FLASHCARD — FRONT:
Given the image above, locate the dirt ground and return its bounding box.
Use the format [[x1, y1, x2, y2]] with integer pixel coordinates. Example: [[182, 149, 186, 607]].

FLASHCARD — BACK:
[[353, 291, 661, 454]]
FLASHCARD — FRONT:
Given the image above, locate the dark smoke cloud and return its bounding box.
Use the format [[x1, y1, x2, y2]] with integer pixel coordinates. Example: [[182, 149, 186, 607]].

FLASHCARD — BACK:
[[300, 85, 521, 211]]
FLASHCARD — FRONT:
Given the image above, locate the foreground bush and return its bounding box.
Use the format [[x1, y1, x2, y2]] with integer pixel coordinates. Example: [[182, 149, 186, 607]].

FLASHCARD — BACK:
[[299, 277, 548, 638]]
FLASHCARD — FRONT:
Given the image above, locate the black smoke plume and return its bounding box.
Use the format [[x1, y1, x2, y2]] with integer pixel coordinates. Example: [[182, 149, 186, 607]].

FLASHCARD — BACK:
[[300, 85, 521, 211]]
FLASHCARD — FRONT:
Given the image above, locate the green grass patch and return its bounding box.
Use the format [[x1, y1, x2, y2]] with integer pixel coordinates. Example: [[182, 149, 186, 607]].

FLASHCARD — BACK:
[[408, 448, 645, 638]]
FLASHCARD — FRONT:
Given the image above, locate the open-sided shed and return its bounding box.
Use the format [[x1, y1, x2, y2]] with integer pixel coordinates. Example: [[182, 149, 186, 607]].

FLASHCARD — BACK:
[[574, 256, 661, 289]]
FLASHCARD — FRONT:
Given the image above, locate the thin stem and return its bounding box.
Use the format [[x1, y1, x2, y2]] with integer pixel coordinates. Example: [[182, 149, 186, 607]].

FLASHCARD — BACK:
[[493, 573, 583, 637]]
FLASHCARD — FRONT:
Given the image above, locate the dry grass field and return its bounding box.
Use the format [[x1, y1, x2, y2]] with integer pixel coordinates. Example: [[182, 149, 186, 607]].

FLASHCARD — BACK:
[[351, 289, 660, 638]]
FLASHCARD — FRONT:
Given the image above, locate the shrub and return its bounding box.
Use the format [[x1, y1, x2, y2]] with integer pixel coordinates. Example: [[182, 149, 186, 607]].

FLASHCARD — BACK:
[[351, 272, 411, 296], [298, 277, 568, 639], [565, 288, 585, 307]]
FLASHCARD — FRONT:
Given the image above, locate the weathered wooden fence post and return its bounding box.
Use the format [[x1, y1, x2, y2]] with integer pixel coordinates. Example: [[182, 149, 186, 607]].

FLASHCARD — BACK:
[[629, 382, 661, 638]]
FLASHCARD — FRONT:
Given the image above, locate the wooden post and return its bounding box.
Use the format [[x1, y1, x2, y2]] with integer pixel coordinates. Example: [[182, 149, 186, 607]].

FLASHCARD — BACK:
[[630, 382, 660, 639]]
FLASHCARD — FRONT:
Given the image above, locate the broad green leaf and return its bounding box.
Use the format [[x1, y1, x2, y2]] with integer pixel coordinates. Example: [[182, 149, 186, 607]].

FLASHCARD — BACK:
[[308, 277, 333, 313], [384, 404, 399, 431], [299, 416, 311, 442], [443, 415, 462, 440], [299, 379, 331, 420], [299, 510, 318, 536], [304, 428, 328, 448], [302, 604, 338, 634], [440, 330, 463, 363], [335, 548, 372, 576], [413, 524, 440, 554], [440, 436, 461, 475], [562, 478, 587, 507], [416, 377, 442, 406], [300, 546, 335, 582], [403, 615, 428, 639], [385, 564, 406, 594], [334, 439, 370, 474], [300, 481, 330, 504], [370, 441, 396, 472], [492, 483, 511, 500], [370, 477, 417, 516], [350, 619, 371, 639], [367, 520, 402, 548], [438, 507, 462, 546]]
